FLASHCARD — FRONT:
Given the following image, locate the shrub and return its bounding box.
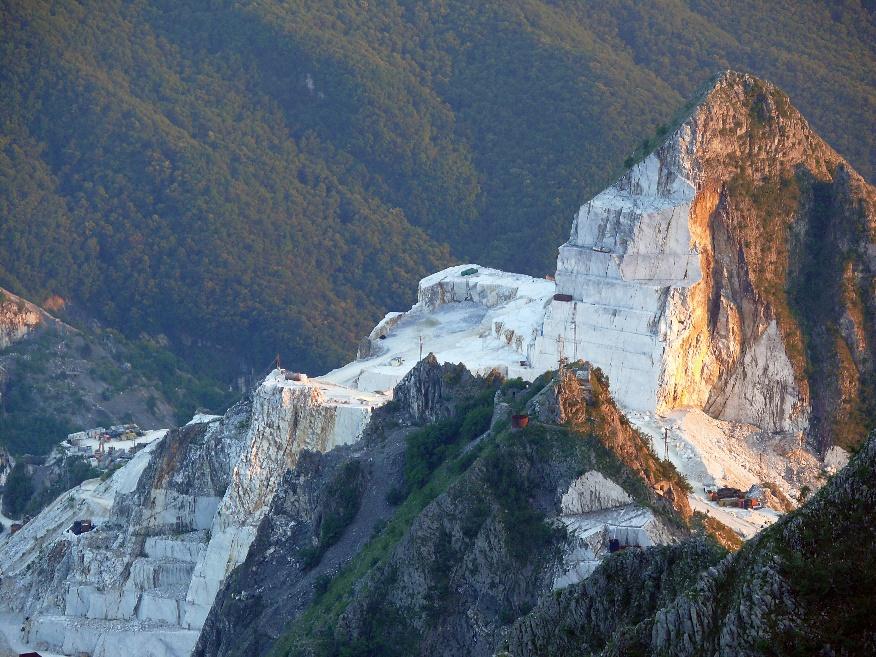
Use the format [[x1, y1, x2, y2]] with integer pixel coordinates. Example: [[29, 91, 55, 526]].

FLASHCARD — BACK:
[[385, 485, 405, 506], [500, 378, 527, 394], [302, 461, 365, 570], [3, 464, 33, 517], [313, 574, 333, 597], [483, 449, 562, 562]]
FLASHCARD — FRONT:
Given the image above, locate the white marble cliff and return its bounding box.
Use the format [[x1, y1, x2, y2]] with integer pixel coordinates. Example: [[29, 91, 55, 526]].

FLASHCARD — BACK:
[[2, 71, 865, 657]]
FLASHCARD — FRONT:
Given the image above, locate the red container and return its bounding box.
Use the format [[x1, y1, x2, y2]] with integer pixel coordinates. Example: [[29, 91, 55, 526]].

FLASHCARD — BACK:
[[511, 414, 530, 429]]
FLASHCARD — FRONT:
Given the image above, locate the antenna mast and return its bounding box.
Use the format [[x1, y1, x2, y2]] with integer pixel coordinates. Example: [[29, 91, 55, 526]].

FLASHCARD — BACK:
[[556, 335, 567, 370], [572, 302, 578, 362]]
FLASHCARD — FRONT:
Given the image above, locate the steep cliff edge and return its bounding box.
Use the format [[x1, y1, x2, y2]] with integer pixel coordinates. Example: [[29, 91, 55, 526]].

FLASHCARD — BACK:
[[214, 363, 702, 657], [194, 357, 493, 657], [183, 373, 381, 628], [0, 369, 383, 656], [534, 71, 876, 451]]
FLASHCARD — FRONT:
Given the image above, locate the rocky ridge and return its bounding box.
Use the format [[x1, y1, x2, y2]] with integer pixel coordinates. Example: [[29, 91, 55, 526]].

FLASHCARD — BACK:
[[202, 360, 705, 657], [194, 357, 492, 657], [532, 71, 875, 451]]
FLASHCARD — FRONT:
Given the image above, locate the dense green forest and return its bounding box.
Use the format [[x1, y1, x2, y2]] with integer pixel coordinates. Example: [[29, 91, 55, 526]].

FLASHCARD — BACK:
[[1, 0, 874, 377]]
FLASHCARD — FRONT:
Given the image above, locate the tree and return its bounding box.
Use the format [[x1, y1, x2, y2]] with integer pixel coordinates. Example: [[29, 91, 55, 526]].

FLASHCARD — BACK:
[[3, 463, 33, 518]]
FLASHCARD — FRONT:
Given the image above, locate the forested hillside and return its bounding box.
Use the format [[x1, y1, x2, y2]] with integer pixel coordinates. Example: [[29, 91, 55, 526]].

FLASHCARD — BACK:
[[2, 0, 874, 377]]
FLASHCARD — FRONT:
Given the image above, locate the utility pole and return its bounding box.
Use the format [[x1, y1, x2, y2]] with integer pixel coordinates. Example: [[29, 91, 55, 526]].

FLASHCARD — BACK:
[[556, 335, 566, 370], [572, 302, 578, 362], [663, 427, 669, 461]]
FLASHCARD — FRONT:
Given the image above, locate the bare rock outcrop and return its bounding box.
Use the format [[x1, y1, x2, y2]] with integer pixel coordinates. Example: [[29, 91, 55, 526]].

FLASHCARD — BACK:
[[533, 71, 876, 451], [393, 353, 484, 425], [0, 287, 57, 348]]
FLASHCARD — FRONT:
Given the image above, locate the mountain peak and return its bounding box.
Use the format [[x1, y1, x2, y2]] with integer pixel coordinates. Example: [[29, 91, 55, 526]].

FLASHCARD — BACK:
[[690, 69, 786, 114], [709, 68, 776, 92], [617, 67, 853, 193], [552, 71, 875, 453]]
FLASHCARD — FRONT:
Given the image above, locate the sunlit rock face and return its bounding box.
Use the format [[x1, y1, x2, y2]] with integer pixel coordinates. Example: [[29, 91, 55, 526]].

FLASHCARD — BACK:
[[183, 372, 377, 628], [531, 71, 876, 435], [336, 74, 874, 448], [0, 287, 47, 348], [535, 146, 701, 411]]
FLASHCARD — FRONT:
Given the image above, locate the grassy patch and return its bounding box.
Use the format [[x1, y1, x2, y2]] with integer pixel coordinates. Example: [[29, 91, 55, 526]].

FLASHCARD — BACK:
[[689, 511, 743, 552], [400, 387, 495, 496]]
